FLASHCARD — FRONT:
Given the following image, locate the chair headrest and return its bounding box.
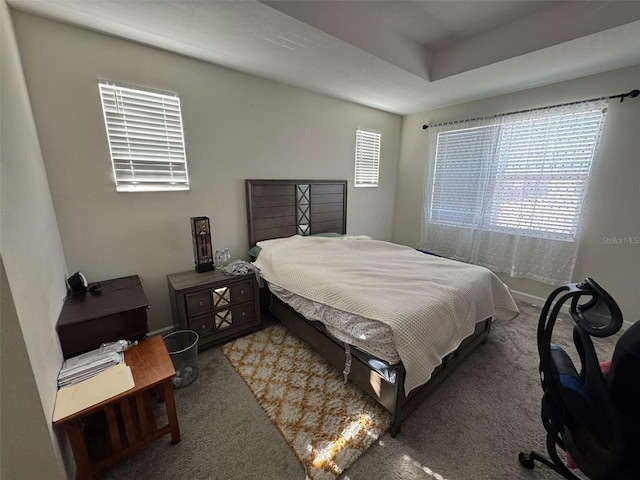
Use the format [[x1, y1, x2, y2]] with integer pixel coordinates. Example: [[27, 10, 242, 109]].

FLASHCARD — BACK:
[[570, 278, 623, 338]]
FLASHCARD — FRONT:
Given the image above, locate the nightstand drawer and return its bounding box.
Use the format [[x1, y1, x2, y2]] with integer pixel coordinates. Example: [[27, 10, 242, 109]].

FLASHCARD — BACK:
[[232, 302, 255, 325], [189, 303, 255, 338], [230, 280, 252, 303], [185, 281, 253, 317], [212, 303, 255, 330], [186, 285, 232, 316], [190, 315, 215, 336], [186, 291, 214, 317]]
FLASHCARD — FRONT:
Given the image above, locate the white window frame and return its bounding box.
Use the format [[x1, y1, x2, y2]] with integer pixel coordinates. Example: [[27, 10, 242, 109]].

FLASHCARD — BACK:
[[354, 129, 381, 187], [429, 103, 607, 241], [99, 80, 190, 192]]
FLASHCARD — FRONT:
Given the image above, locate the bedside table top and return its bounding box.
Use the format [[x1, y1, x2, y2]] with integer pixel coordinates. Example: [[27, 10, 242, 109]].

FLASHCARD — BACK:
[[167, 268, 251, 291], [58, 275, 148, 326]]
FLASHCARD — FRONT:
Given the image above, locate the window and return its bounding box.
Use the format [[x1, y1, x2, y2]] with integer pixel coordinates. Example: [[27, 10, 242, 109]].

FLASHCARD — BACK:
[[354, 129, 381, 187], [99, 80, 189, 192], [422, 99, 608, 284], [430, 103, 607, 241]]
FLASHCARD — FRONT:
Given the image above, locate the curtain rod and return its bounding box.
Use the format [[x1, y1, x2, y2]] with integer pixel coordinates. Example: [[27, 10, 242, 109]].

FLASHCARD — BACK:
[[421, 89, 639, 130]]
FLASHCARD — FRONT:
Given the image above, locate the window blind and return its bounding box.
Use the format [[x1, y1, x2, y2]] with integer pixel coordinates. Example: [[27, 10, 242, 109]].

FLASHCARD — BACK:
[[99, 81, 189, 192], [431, 125, 498, 227], [430, 104, 606, 241], [355, 129, 381, 187]]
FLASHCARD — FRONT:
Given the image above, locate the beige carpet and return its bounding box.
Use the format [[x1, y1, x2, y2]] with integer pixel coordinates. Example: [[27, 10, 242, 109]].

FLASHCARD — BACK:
[[106, 301, 621, 480], [222, 323, 390, 480]]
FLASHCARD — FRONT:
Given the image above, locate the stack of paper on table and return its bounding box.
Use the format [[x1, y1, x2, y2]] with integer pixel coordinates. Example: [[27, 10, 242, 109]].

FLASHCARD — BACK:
[[58, 348, 123, 387], [53, 363, 135, 422]]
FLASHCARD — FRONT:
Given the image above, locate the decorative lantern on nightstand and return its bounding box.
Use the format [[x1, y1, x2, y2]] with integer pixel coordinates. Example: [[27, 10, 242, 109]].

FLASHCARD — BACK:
[[190, 216, 214, 272]]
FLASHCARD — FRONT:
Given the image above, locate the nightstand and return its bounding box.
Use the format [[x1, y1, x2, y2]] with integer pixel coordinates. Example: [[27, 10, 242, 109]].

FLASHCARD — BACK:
[[57, 275, 149, 359], [167, 269, 261, 349]]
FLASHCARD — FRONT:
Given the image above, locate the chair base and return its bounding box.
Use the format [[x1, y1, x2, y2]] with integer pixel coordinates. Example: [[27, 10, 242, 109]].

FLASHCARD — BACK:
[[518, 451, 584, 480]]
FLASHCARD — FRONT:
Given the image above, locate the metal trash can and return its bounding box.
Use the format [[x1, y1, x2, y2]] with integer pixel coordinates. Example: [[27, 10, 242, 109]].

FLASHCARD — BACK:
[[163, 330, 199, 388]]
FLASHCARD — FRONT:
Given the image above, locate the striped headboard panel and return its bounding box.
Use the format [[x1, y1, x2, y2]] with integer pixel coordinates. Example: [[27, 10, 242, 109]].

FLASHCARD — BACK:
[[245, 179, 347, 247]]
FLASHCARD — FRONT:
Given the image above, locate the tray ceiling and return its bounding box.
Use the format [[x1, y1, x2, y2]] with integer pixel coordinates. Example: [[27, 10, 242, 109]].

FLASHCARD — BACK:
[[8, 0, 640, 115]]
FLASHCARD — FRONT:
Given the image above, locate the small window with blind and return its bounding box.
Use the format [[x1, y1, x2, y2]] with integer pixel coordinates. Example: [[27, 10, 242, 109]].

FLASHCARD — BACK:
[[354, 129, 381, 187], [98, 80, 189, 192], [430, 101, 607, 241]]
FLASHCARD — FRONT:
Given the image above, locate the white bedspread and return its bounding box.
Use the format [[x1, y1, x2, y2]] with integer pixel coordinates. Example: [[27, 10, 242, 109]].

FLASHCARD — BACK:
[[254, 235, 519, 394]]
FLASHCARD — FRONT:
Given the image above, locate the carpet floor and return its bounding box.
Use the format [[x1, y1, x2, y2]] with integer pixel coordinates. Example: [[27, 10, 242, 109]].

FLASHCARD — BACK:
[[107, 300, 619, 480], [222, 323, 390, 480]]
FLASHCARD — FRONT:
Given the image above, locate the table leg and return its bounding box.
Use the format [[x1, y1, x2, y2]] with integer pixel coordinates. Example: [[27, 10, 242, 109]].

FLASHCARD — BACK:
[[160, 381, 181, 444], [66, 419, 93, 480]]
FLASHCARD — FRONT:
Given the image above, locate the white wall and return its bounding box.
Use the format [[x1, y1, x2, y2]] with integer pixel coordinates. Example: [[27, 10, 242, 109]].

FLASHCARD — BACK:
[[11, 11, 402, 333], [0, 2, 68, 477], [394, 65, 640, 319]]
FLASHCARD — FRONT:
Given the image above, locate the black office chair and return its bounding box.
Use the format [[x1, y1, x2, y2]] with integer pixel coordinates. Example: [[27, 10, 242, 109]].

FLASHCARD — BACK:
[[519, 278, 640, 480]]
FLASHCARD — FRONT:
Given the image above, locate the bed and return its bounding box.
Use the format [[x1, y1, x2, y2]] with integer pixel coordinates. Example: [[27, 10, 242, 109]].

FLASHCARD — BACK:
[[245, 179, 519, 436]]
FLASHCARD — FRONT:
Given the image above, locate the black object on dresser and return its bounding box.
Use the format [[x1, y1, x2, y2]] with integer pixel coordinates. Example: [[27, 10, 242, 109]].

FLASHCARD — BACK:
[[167, 269, 261, 349], [56, 275, 150, 359]]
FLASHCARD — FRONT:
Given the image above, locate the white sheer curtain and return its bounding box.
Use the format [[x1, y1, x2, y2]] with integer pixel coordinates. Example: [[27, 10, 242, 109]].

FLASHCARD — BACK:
[[420, 100, 608, 285]]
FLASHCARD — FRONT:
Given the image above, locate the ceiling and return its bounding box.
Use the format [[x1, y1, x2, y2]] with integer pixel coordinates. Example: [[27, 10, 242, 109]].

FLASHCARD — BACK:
[[8, 0, 640, 115]]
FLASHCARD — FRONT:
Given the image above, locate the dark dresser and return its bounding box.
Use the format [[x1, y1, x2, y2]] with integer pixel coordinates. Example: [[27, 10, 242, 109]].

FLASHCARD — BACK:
[[167, 269, 261, 349], [56, 275, 149, 358]]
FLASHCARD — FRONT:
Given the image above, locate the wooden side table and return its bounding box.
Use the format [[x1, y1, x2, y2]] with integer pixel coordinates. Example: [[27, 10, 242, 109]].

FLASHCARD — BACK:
[[53, 336, 181, 480]]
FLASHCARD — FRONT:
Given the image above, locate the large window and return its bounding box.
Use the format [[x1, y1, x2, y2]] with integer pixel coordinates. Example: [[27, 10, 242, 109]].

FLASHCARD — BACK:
[[431, 106, 606, 241], [354, 129, 381, 187], [99, 80, 189, 192], [422, 99, 608, 284]]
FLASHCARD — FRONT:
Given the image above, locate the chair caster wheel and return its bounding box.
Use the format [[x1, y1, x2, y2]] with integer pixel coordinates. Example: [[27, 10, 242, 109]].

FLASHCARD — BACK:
[[519, 452, 535, 469]]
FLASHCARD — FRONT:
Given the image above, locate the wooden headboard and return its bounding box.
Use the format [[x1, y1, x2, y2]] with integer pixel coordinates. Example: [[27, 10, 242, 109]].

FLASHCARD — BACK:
[[245, 179, 347, 247]]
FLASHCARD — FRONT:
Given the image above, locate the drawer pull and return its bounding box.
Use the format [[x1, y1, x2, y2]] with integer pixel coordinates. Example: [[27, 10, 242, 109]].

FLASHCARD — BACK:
[[241, 311, 246, 317], [200, 324, 207, 330], [198, 301, 204, 306]]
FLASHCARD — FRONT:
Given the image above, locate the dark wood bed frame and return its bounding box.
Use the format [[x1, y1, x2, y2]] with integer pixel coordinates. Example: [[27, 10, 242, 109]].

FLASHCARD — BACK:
[[245, 179, 492, 436]]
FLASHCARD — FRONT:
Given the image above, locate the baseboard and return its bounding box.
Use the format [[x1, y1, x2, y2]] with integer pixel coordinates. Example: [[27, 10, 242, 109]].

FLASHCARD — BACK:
[[510, 289, 549, 309], [148, 325, 174, 338], [510, 289, 633, 331]]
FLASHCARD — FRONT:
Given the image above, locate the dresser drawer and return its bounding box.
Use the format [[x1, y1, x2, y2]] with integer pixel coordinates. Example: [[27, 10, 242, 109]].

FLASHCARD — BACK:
[[186, 290, 214, 317], [231, 302, 255, 325], [210, 302, 256, 331], [185, 280, 253, 317], [189, 302, 256, 340], [189, 315, 215, 337], [186, 284, 231, 317], [230, 280, 253, 303]]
